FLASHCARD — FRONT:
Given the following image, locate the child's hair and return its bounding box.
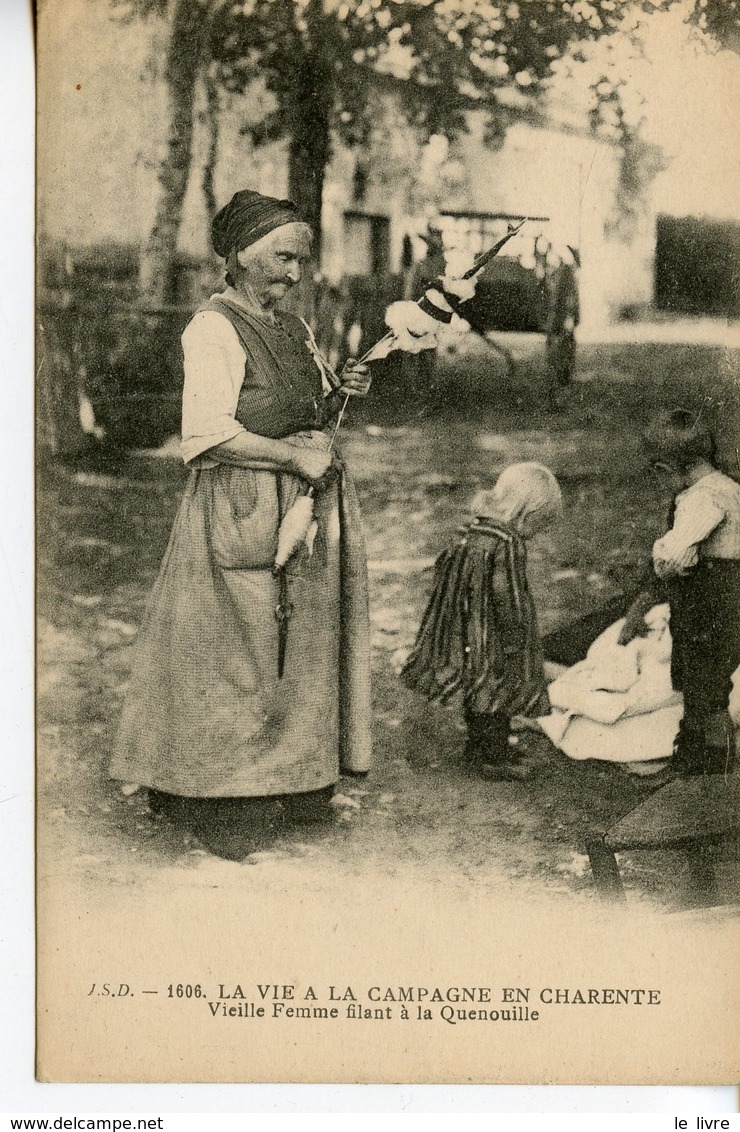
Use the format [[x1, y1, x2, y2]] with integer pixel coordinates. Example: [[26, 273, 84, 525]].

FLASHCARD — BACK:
[[471, 462, 563, 527], [644, 408, 716, 472]]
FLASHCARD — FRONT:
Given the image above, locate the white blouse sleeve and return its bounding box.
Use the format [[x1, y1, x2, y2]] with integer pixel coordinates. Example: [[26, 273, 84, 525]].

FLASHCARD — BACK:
[[180, 310, 248, 465], [652, 488, 725, 577]]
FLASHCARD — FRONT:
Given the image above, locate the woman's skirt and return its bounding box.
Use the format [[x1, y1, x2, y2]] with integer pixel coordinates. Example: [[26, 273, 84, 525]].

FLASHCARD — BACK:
[[110, 452, 371, 798]]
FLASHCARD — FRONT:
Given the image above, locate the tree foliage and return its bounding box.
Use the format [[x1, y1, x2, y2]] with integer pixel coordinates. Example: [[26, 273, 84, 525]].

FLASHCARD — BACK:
[[121, 0, 740, 298], [689, 0, 740, 53], [211, 0, 667, 235]]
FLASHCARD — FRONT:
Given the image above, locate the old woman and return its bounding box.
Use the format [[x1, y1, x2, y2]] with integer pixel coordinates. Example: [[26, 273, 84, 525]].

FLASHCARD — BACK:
[[111, 190, 372, 859]]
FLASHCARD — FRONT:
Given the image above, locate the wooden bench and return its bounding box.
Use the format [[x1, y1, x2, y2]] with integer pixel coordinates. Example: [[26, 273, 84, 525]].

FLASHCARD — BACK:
[[585, 773, 740, 907]]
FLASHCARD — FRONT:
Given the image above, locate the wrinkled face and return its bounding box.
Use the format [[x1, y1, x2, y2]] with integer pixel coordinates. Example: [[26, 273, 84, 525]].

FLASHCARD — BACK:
[[235, 223, 312, 308]]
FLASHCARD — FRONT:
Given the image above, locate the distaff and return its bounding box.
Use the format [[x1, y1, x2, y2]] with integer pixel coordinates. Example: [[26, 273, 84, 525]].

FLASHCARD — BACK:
[[273, 219, 528, 571], [358, 218, 527, 366], [272, 318, 370, 573]]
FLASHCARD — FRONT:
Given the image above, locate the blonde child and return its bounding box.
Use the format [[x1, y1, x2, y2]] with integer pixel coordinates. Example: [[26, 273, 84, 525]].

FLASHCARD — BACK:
[[402, 462, 563, 779]]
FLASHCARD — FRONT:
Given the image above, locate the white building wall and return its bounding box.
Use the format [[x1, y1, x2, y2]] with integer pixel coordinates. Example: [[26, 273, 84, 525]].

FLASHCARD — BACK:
[[458, 119, 657, 326], [38, 0, 655, 326], [37, 0, 288, 259]]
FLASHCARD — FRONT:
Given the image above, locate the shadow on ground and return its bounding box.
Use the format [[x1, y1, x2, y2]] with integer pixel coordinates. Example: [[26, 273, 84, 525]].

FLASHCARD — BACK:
[[37, 337, 740, 910]]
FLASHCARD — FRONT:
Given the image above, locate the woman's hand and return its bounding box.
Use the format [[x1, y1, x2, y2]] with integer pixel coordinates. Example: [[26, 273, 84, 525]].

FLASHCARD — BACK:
[[339, 358, 372, 397], [290, 447, 336, 487]]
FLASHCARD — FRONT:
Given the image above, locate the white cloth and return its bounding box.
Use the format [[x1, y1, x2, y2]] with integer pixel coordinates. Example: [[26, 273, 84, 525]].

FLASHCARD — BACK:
[[180, 297, 250, 467], [653, 471, 740, 577], [538, 605, 684, 765]]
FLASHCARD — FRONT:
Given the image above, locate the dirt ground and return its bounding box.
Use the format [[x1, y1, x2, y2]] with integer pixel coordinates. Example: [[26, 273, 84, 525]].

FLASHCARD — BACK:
[[37, 333, 740, 912]]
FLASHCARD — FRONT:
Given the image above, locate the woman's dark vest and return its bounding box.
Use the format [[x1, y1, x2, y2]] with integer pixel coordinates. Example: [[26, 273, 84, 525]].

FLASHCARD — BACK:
[[200, 296, 325, 439]]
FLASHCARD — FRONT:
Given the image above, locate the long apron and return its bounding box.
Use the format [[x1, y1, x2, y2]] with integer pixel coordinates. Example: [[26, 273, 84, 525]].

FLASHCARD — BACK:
[[110, 302, 371, 797]]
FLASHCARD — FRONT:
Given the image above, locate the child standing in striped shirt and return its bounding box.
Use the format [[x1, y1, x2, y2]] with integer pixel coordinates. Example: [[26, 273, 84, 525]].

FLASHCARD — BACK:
[[401, 462, 563, 780], [620, 409, 740, 776]]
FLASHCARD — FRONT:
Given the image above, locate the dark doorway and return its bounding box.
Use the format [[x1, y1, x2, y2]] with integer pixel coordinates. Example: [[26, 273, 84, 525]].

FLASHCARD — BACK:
[[655, 214, 740, 317], [343, 212, 391, 277]]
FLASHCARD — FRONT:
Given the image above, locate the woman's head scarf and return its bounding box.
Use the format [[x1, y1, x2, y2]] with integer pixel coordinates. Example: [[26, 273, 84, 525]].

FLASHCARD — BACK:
[[211, 190, 302, 259]]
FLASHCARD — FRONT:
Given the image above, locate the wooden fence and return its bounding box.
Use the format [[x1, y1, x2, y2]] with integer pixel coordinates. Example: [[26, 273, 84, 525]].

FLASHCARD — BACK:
[[37, 265, 563, 454], [36, 275, 407, 454]]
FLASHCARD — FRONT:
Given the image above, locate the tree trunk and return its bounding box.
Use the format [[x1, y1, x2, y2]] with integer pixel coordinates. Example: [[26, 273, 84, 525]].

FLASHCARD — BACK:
[[201, 60, 220, 225], [286, 0, 333, 267], [287, 119, 330, 266], [138, 0, 211, 306]]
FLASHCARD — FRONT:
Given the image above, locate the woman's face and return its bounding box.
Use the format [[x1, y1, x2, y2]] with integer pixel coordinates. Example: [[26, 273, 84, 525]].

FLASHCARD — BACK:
[[235, 223, 312, 309]]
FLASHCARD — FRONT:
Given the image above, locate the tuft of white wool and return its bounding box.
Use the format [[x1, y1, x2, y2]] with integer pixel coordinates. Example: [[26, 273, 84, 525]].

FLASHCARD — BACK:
[[385, 300, 440, 336], [443, 246, 477, 280], [439, 275, 477, 302], [274, 493, 317, 568], [423, 288, 455, 315], [383, 301, 439, 353]]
